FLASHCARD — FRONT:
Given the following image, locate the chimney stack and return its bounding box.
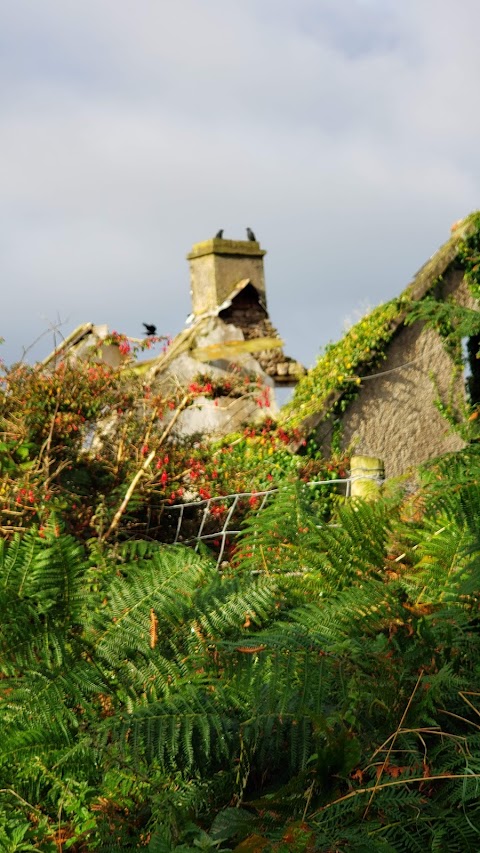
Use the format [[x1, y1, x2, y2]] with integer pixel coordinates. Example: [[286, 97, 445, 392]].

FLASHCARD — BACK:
[[187, 236, 267, 316]]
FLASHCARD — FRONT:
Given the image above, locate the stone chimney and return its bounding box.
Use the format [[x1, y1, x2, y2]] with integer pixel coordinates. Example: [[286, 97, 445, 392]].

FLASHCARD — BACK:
[[187, 237, 267, 316]]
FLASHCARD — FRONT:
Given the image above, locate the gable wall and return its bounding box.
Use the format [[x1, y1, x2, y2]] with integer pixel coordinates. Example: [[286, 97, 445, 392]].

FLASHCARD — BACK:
[[318, 271, 475, 477]]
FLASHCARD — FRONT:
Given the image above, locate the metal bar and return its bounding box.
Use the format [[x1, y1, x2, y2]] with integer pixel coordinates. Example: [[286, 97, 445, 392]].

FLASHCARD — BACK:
[[173, 503, 185, 544], [258, 492, 271, 511], [167, 477, 350, 511], [182, 530, 242, 545], [195, 499, 212, 552], [163, 476, 357, 561], [216, 495, 240, 567]]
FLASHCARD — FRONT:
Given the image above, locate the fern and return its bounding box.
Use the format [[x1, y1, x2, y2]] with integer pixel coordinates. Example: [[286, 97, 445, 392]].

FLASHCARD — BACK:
[[5, 445, 480, 848], [236, 480, 398, 596]]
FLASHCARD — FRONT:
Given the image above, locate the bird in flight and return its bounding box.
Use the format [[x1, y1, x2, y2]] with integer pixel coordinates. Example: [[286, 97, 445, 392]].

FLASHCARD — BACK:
[[215, 229, 224, 238], [246, 227, 256, 241], [143, 323, 157, 336]]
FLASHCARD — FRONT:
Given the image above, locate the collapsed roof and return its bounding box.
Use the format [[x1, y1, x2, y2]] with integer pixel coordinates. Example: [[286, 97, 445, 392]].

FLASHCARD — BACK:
[[142, 278, 305, 386]]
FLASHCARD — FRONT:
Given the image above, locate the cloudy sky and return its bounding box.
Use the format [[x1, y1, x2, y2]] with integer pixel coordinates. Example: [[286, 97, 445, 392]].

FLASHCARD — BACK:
[[2, 0, 480, 369]]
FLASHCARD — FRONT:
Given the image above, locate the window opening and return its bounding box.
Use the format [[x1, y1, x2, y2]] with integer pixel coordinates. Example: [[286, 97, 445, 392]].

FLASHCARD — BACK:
[[462, 335, 480, 405]]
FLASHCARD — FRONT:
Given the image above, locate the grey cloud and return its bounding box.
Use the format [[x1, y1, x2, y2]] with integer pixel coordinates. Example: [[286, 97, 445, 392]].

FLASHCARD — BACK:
[[1, 0, 480, 368]]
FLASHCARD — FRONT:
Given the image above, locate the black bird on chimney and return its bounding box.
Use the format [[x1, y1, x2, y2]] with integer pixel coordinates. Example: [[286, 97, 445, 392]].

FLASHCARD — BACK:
[[215, 229, 224, 239], [143, 323, 157, 336], [246, 227, 256, 241]]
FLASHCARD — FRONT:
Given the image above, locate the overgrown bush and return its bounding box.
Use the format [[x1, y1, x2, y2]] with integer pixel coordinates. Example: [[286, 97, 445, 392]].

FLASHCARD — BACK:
[[0, 351, 345, 548]]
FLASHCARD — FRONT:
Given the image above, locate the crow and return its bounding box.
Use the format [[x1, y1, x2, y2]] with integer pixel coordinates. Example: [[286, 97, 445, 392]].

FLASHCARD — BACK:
[[215, 229, 224, 238], [143, 323, 157, 336], [246, 227, 256, 241]]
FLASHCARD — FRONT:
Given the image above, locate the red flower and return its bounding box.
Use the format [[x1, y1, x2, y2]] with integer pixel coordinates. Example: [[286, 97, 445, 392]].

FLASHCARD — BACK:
[[160, 471, 168, 486], [211, 503, 226, 517]]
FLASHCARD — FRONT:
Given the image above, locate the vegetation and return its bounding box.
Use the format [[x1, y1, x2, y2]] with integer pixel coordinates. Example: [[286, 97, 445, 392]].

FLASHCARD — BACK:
[[2, 443, 480, 850], [5, 227, 480, 849], [0, 356, 346, 545], [281, 297, 404, 429], [2, 337, 480, 850]]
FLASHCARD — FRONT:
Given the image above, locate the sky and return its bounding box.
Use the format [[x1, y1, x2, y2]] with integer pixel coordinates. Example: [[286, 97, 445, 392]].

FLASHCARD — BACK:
[[2, 0, 480, 369]]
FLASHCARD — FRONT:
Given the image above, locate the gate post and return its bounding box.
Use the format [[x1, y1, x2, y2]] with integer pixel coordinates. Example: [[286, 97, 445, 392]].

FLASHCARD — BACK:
[[350, 455, 384, 501]]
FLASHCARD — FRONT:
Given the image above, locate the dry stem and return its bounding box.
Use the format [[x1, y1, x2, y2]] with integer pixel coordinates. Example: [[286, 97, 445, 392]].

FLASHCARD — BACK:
[[363, 669, 424, 817], [103, 394, 190, 541]]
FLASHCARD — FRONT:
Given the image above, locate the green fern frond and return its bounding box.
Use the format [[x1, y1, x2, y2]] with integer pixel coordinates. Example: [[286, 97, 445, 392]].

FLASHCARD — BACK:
[[236, 482, 397, 597]]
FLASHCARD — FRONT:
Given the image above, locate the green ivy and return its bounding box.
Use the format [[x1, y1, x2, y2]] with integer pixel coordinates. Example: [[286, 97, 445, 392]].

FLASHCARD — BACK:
[[457, 211, 480, 300], [283, 211, 480, 437], [282, 297, 404, 429]]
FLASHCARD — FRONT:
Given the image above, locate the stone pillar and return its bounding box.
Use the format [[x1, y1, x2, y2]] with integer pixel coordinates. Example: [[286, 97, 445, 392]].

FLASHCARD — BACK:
[[187, 238, 267, 316], [350, 455, 384, 501]]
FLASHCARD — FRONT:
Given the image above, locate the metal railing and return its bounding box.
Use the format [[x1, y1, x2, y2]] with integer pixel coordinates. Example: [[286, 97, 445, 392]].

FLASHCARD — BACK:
[[165, 477, 352, 566]]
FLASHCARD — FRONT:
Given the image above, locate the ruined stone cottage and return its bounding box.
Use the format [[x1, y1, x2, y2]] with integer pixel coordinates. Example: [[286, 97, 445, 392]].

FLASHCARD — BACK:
[[144, 234, 305, 435], [283, 212, 480, 478], [44, 233, 305, 437]]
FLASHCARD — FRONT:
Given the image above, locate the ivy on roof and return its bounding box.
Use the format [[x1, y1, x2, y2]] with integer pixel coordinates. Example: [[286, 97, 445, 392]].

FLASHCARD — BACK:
[[282, 297, 404, 428]]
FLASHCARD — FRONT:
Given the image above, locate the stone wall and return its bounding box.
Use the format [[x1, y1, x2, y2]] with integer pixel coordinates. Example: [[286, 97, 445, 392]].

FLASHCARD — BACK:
[[220, 286, 305, 383], [317, 271, 475, 477], [336, 321, 464, 477], [149, 317, 278, 438]]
